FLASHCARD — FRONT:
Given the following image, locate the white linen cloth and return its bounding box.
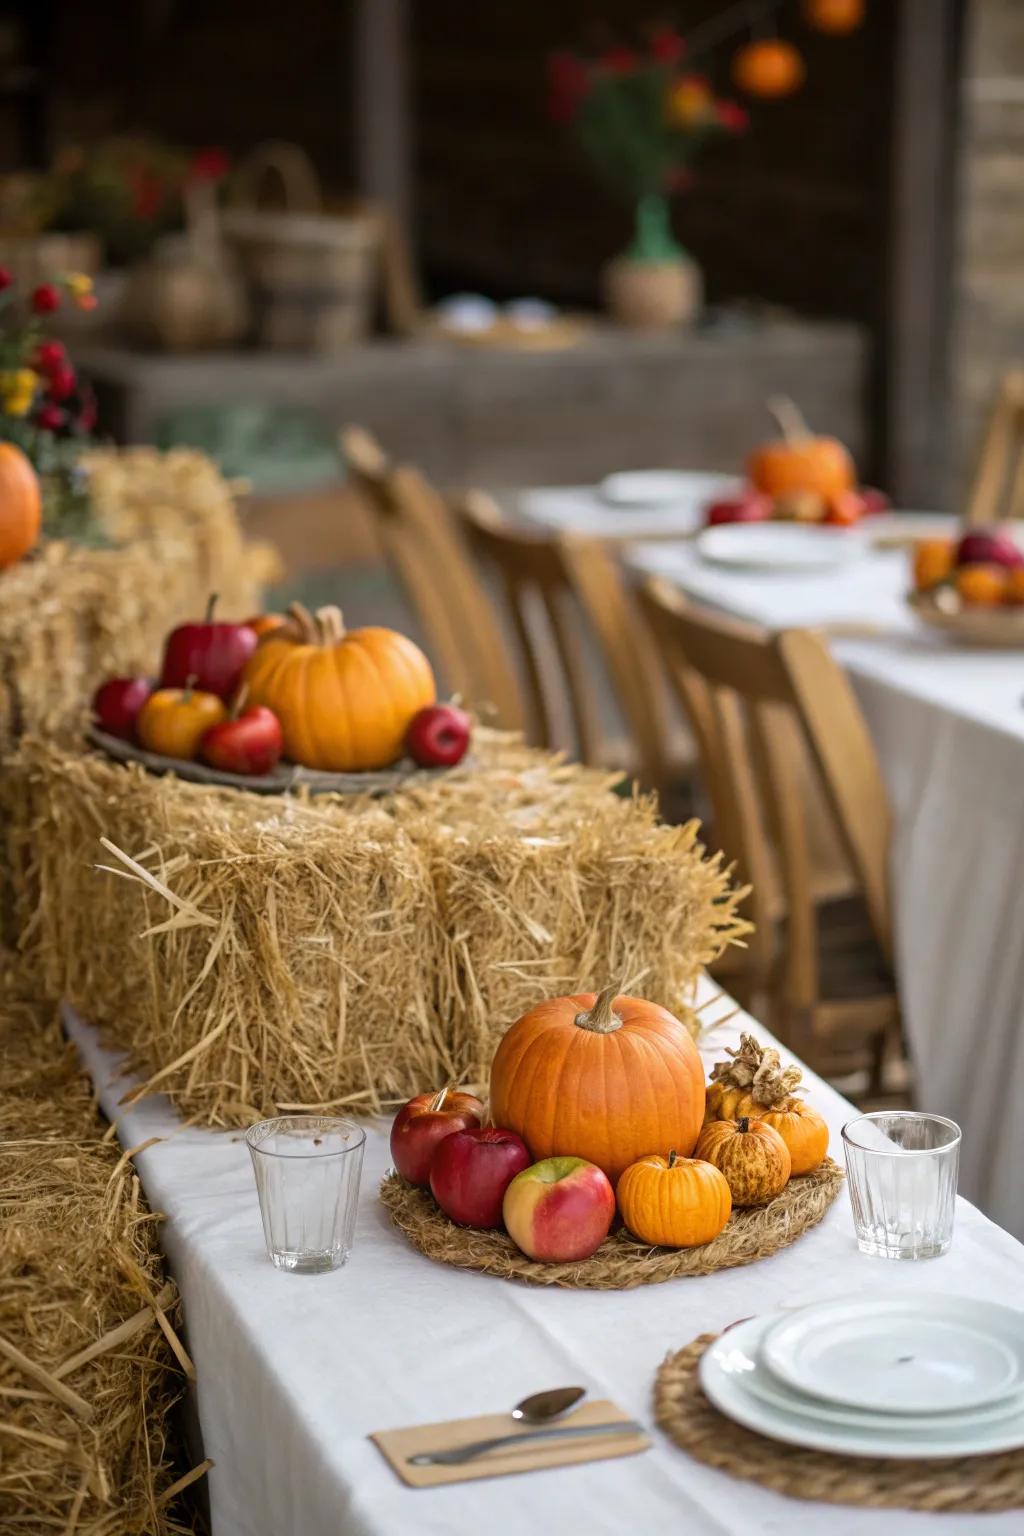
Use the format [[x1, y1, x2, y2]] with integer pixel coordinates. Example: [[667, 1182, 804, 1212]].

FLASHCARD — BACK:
[[68, 978, 1024, 1536]]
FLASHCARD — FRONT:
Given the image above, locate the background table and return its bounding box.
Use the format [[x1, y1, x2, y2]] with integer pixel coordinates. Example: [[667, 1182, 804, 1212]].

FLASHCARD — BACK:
[[69, 978, 1024, 1536]]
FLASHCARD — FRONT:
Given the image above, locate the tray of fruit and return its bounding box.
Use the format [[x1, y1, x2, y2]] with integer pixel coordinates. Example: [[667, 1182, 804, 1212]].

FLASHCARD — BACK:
[[701, 397, 888, 536], [381, 993, 843, 1290], [90, 598, 473, 793], [909, 528, 1024, 646]]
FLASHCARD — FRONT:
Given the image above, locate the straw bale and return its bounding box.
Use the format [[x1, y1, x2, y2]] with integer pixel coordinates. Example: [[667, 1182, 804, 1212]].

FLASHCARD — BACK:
[[4, 734, 748, 1126], [0, 997, 202, 1533]]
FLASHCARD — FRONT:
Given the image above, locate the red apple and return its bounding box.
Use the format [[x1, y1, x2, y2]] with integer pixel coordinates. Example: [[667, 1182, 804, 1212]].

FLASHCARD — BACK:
[[824, 490, 866, 527], [859, 486, 890, 515], [502, 1156, 615, 1261], [429, 1127, 532, 1228], [92, 676, 153, 741], [705, 492, 773, 527], [159, 594, 259, 700], [200, 706, 283, 776], [390, 1086, 484, 1187], [405, 703, 471, 768], [956, 529, 1024, 569]]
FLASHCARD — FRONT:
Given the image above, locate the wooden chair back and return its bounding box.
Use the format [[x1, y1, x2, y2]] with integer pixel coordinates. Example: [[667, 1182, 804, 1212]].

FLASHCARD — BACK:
[[456, 492, 671, 789], [339, 426, 523, 728], [966, 370, 1024, 524], [638, 578, 893, 1016]]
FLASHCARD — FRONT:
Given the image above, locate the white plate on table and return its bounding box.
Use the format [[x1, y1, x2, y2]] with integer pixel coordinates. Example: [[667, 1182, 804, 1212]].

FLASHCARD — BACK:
[[696, 523, 866, 572], [762, 1295, 1024, 1415], [700, 1314, 1024, 1459], [600, 471, 726, 508]]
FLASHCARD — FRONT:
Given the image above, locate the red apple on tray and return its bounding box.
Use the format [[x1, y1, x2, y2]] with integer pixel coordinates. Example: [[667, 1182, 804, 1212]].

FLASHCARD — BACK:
[[405, 703, 471, 768], [859, 487, 890, 515], [200, 702, 284, 776], [159, 594, 259, 700], [956, 529, 1024, 569], [429, 1127, 532, 1228], [92, 676, 154, 741], [502, 1156, 615, 1262], [390, 1086, 484, 1187], [704, 492, 773, 527]]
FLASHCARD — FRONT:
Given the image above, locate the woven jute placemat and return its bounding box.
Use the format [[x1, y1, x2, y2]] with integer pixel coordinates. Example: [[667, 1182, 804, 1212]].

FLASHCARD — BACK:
[[379, 1158, 844, 1289], [654, 1334, 1024, 1513]]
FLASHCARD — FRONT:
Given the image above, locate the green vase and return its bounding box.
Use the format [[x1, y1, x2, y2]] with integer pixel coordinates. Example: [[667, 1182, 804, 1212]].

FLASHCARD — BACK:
[[603, 194, 702, 329], [627, 194, 684, 264]]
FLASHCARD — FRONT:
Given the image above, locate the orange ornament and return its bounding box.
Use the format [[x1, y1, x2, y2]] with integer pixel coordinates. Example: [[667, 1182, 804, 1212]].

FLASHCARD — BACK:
[[748, 397, 855, 502], [804, 0, 865, 35], [0, 442, 42, 569], [733, 40, 805, 99], [913, 537, 956, 593], [955, 564, 1009, 607]]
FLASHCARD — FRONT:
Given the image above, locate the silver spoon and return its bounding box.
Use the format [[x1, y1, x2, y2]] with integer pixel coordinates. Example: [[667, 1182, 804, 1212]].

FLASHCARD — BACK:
[[511, 1385, 586, 1423]]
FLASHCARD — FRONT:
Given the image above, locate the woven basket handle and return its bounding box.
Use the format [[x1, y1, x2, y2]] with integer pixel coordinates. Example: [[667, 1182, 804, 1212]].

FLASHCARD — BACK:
[[228, 140, 322, 214]]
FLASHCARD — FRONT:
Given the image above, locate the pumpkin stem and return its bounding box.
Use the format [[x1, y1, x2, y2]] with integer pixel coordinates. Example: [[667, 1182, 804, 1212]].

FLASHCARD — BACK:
[[574, 983, 623, 1035], [287, 601, 318, 644], [737, 1116, 750, 1134], [183, 673, 198, 704], [430, 1084, 451, 1113], [204, 593, 218, 623], [668, 1149, 679, 1168], [766, 395, 810, 444], [229, 682, 249, 720], [316, 605, 346, 646]]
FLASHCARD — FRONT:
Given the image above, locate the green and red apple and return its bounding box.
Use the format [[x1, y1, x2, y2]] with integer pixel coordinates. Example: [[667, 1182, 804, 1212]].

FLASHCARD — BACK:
[[503, 1156, 615, 1261]]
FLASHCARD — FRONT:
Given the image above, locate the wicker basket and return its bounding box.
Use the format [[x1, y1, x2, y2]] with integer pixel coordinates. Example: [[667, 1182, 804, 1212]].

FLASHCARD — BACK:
[[222, 142, 379, 352]]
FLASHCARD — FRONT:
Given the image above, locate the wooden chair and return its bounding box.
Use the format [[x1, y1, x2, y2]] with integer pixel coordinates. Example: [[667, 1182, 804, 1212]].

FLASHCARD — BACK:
[[456, 491, 685, 798], [966, 370, 1024, 524], [340, 426, 523, 728], [639, 576, 902, 1091]]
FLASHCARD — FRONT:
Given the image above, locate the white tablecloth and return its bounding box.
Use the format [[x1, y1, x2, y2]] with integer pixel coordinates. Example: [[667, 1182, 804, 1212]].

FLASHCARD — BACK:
[[67, 980, 1024, 1536]]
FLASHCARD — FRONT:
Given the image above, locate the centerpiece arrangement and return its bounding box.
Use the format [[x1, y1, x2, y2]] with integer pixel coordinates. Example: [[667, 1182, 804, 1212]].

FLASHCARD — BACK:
[[909, 526, 1024, 646], [381, 1012, 841, 1289]]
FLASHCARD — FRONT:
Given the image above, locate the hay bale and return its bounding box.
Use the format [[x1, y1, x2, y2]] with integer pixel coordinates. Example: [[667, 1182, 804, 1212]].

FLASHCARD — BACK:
[[5, 735, 748, 1126], [0, 997, 204, 1533]]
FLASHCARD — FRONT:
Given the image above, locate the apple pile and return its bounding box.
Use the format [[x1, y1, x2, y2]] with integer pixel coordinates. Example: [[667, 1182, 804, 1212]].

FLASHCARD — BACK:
[[912, 526, 1024, 608]]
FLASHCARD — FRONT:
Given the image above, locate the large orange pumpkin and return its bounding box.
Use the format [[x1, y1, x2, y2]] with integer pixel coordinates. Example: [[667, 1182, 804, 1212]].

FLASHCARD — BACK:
[[489, 985, 706, 1187], [732, 40, 805, 99], [747, 396, 855, 502], [618, 1150, 732, 1248], [0, 442, 41, 569], [242, 602, 435, 771]]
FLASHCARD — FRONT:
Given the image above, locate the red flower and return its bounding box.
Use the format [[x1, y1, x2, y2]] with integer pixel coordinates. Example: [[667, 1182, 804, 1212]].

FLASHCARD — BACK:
[[547, 51, 589, 125], [34, 339, 66, 375], [717, 100, 750, 132], [31, 283, 60, 315], [128, 166, 165, 220], [600, 46, 638, 74], [35, 403, 64, 432], [47, 365, 76, 402], [650, 28, 686, 64], [189, 146, 230, 182], [0, 267, 12, 292]]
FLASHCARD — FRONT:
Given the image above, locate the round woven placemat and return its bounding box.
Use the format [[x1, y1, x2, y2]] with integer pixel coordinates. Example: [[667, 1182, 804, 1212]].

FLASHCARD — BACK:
[[379, 1158, 844, 1289], [655, 1334, 1024, 1513]]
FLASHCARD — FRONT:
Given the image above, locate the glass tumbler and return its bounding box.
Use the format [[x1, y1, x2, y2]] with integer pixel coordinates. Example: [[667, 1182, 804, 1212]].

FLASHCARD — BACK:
[[842, 1111, 961, 1260], [246, 1115, 366, 1273]]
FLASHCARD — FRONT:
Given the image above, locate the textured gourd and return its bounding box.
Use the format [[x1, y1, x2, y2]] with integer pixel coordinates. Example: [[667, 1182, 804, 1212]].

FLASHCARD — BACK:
[[706, 1033, 829, 1175], [694, 1116, 791, 1207], [243, 602, 435, 771], [618, 1150, 731, 1249], [0, 442, 41, 569], [489, 985, 705, 1187]]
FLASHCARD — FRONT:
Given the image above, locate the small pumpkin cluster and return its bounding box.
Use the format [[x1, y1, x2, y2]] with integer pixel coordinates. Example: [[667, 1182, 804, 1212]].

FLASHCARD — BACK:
[[390, 987, 830, 1264], [91, 598, 472, 778]]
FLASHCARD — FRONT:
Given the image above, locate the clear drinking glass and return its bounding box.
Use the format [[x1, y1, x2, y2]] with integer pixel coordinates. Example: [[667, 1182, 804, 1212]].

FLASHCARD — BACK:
[[245, 1115, 366, 1273], [842, 1111, 961, 1260]]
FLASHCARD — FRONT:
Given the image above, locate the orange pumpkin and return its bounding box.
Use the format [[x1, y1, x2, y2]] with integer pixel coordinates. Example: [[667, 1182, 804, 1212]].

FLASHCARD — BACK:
[[489, 985, 706, 1187], [732, 40, 805, 99], [706, 1032, 828, 1175], [245, 612, 288, 638], [618, 1150, 732, 1248], [0, 442, 42, 569], [804, 0, 864, 34], [694, 1117, 791, 1207], [913, 537, 956, 593], [137, 685, 227, 760], [748, 398, 855, 502], [955, 564, 1007, 608], [242, 602, 436, 771]]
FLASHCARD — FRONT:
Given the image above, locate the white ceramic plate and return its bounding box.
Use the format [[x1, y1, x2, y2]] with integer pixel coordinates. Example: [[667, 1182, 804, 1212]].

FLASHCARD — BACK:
[[600, 471, 712, 508], [700, 1315, 1024, 1459], [696, 523, 866, 572], [762, 1296, 1024, 1415]]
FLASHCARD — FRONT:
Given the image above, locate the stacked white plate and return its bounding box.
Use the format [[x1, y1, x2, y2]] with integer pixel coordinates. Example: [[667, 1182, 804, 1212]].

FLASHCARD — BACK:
[[699, 1295, 1024, 1458]]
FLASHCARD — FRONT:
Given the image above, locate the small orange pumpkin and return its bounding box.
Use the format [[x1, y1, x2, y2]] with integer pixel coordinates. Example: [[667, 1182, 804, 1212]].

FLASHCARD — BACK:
[[242, 602, 436, 771], [804, 0, 865, 34], [489, 984, 706, 1187], [136, 684, 227, 760], [913, 538, 956, 594], [748, 397, 855, 502], [618, 1150, 731, 1248], [706, 1033, 829, 1175], [732, 40, 805, 99], [694, 1117, 791, 1207], [245, 612, 288, 638], [0, 442, 42, 569]]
